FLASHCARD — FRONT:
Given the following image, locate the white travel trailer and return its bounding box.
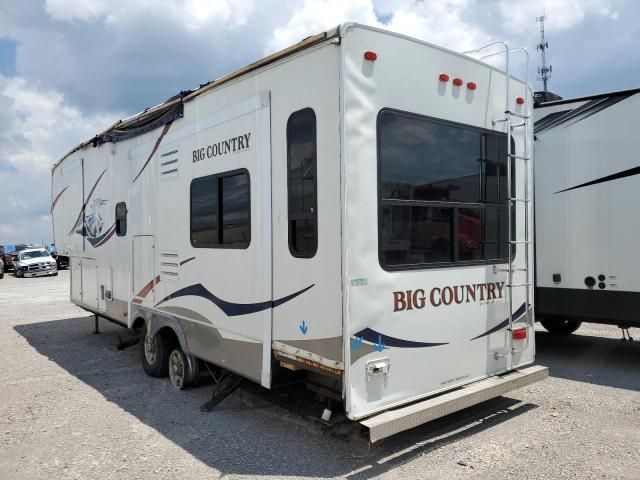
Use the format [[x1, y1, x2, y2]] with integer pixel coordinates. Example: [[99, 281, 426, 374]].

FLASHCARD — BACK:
[[52, 24, 547, 441], [534, 88, 640, 336]]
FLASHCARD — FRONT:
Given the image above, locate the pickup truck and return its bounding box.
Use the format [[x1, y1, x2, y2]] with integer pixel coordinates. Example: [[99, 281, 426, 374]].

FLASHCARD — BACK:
[[13, 247, 58, 278]]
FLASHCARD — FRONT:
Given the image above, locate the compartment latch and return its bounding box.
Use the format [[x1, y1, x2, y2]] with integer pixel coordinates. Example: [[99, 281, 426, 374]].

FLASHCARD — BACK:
[[366, 358, 390, 382]]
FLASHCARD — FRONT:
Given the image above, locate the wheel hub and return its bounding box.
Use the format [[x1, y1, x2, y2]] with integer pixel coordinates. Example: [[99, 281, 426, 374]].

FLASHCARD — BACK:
[[144, 334, 157, 365], [169, 350, 185, 389]]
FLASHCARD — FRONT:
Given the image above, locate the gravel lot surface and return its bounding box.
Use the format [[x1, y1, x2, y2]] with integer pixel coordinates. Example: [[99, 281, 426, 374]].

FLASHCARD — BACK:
[[1, 271, 639, 479]]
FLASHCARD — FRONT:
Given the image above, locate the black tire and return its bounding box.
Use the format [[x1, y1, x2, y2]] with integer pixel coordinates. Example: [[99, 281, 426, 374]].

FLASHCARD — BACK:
[[15, 270, 23, 278], [52, 272, 58, 277], [140, 323, 170, 377], [168, 348, 200, 390], [539, 318, 582, 335], [0, 270, 3, 279]]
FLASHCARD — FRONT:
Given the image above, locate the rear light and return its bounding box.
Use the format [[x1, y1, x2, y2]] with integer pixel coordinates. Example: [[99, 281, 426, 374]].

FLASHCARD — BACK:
[[438, 73, 450, 82], [467, 82, 477, 90], [363, 51, 377, 61], [512, 327, 527, 340], [516, 97, 525, 105], [452, 78, 463, 86]]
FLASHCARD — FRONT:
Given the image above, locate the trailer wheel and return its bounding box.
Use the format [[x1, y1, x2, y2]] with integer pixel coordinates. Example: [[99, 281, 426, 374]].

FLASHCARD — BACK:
[[539, 318, 582, 335], [140, 324, 169, 377], [168, 348, 199, 390]]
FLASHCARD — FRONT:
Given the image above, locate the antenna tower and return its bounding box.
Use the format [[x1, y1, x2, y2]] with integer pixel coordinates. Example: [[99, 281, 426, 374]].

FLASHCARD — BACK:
[[536, 12, 552, 92]]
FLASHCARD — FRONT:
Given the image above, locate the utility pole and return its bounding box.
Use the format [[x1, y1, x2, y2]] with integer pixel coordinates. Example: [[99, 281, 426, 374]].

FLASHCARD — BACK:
[[536, 12, 552, 93]]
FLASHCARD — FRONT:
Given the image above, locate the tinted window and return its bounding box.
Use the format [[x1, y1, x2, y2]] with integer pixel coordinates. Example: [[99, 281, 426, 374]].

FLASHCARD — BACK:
[[115, 202, 127, 236], [378, 109, 513, 269], [190, 170, 250, 249], [287, 108, 317, 258]]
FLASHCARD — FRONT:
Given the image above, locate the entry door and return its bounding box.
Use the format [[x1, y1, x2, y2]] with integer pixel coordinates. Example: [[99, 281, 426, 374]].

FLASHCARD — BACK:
[[132, 236, 155, 304], [81, 258, 98, 308]]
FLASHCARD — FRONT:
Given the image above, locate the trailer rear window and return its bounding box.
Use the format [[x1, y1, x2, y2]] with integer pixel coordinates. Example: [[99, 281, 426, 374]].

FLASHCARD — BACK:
[[190, 169, 250, 249], [378, 109, 513, 270], [287, 108, 318, 258]]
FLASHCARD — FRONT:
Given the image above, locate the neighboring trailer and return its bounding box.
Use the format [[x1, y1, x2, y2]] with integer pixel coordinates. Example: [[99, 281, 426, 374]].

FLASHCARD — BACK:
[[534, 88, 640, 333], [52, 24, 546, 441]]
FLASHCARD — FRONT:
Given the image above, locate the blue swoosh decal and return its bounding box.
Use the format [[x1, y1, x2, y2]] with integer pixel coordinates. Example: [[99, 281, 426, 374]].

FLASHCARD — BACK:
[[154, 283, 314, 317], [353, 327, 448, 348], [469, 303, 527, 341]]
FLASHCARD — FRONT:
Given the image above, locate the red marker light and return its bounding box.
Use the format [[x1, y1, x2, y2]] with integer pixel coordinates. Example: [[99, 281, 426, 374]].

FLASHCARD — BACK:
[[453, 78, 463, 86], [516, 97, 525, 105], [439, 73, 450, 82], [467, 82, 477, 90], [512, 327, 527, 340], [364, 51, 377, 61]]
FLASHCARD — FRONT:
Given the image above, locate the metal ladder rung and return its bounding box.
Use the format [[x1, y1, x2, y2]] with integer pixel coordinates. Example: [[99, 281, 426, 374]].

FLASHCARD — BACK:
[[506, 110, 530, 119], [508, 154, 530, 160], [509, 240, 531, 244], [509, 198, 530, 203], [511, 122, 527, 129], [506, 282, 532, 288], [495, 267, 528, 272]]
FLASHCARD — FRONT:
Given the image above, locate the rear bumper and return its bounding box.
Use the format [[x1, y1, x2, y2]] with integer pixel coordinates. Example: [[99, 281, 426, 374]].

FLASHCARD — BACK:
[[361, 365, 548, 443]]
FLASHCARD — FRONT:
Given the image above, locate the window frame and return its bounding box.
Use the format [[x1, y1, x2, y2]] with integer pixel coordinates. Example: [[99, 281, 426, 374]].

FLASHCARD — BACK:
[[377, 108, 515, 271], [286, 107, 318, 259], [189, 168, 251, 250]]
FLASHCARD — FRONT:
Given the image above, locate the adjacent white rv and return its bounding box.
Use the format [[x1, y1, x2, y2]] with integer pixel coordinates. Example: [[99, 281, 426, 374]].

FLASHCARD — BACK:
[[534, 88, 640, 335], [52, 24, 546, 441]]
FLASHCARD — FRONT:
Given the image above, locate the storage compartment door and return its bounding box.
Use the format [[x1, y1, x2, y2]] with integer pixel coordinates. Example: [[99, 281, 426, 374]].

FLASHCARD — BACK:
[[81, 258, 98, 308], [70, 257, 82, 302]]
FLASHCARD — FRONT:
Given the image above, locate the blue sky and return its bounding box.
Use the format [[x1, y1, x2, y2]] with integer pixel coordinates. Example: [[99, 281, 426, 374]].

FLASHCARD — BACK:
[[0, 0, 638, 244]]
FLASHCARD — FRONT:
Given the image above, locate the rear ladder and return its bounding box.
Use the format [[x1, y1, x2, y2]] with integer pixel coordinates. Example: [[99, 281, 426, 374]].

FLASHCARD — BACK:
[[464, 43, 533, 366]]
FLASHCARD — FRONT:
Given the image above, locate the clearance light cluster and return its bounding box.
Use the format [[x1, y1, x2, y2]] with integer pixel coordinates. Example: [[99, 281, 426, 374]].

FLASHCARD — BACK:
[[439, 73, 477, 90], [516, 97, 525, 105]]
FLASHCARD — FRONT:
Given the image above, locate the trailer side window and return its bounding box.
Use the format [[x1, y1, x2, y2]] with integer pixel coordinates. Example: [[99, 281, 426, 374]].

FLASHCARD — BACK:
[[287, 108, 318, 258], [378, 109, 514, 270], [190, 169, 250, 249], [115, 202, 127, 236]]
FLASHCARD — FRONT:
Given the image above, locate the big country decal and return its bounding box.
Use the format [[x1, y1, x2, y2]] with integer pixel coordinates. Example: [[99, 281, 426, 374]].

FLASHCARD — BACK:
[[192, 132, 251, 163], [393, 282, 505, 312]]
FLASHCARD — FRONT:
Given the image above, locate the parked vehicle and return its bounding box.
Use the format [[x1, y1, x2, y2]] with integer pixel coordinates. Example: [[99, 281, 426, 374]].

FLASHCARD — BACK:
[[51, 24, 547, 441], [0, 249, 4, 280], [3, 244, 37, 271], [2, 245, 16, 271], [13, 248, 58, 278], [47, 244, 69, 270], [534, 87, 640, 335]]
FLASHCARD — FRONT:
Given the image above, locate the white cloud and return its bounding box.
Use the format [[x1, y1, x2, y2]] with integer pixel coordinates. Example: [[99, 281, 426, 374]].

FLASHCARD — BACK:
[[267, 0, 491, 55], [44, 0, 255, 30], [0, 74, 119, 244], [498, 0, 617, 33]]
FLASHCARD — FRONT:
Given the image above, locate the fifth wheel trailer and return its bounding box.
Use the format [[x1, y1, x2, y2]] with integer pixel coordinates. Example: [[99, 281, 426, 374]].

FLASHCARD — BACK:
[[51, 24, 547, 442], [534, 88, 640, 335]]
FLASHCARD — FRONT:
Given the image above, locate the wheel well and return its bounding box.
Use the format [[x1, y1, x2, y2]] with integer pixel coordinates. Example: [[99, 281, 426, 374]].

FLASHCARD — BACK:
[[157, 326, 180, 352], [131, 317, 146, 333]]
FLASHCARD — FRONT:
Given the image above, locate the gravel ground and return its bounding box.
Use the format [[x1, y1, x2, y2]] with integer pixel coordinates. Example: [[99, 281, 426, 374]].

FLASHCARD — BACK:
[[1, 271, 639, 479]]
